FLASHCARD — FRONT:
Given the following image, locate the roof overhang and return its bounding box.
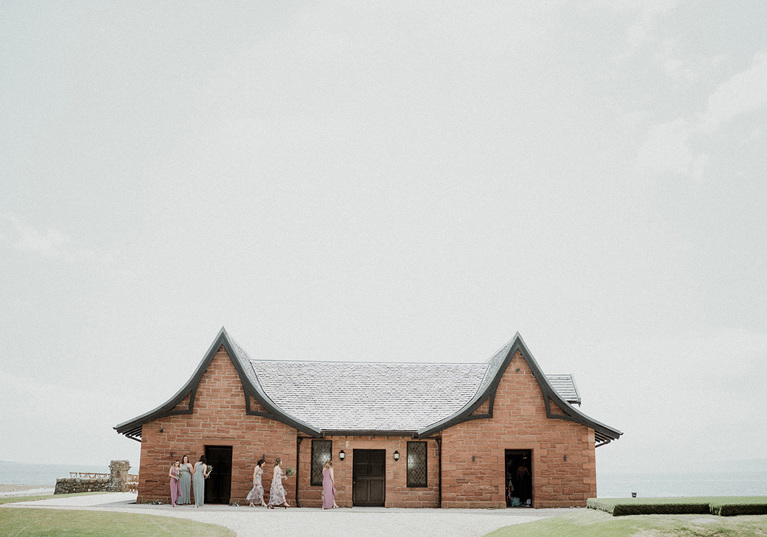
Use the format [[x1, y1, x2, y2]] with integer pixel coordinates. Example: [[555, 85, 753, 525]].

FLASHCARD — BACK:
[[114, 327, 321, 441]]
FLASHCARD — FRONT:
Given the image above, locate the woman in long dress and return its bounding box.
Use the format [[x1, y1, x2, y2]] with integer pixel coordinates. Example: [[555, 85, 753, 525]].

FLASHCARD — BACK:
[[267, 458, 290, 508], [168, 460, 182, 507], [246, 458, 267, 507], [322, 460, 338, 509], [179, 455, 193, 505], [193, 455, 211, 508]]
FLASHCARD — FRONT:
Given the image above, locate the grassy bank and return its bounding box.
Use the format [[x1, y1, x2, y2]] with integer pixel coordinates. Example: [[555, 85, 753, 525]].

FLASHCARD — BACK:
[[484, 509, 767, 537], [0, 491, 108, 506], [588, 497, 767, 516], [0, 508, 234, 537]]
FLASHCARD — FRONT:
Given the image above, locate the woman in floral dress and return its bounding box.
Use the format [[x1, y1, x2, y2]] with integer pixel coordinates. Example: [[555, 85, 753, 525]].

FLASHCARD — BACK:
[[267, 458, 290, 508], [246, 458, 267, 507]]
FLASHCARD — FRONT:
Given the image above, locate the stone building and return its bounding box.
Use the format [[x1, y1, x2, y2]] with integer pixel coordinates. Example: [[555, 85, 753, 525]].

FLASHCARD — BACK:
[[115, 328, 621, 508]]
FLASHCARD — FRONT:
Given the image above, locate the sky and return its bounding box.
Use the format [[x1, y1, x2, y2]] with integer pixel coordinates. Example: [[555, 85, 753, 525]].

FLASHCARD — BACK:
[[1, 1, 766, 477]]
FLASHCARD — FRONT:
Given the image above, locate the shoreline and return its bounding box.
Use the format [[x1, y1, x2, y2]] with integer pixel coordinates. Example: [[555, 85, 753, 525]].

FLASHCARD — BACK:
[[0, 484, 55, 498]]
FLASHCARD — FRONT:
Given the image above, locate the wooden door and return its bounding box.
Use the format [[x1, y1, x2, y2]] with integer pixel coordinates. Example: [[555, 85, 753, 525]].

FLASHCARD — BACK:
[[352, 449, 385, 506], [204, 446, 232, 504]]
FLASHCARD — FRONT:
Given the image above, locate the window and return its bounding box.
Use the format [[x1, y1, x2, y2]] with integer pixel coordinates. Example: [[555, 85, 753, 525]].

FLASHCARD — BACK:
[[311, 440, 332, 486], [407, 441, 427, 487]]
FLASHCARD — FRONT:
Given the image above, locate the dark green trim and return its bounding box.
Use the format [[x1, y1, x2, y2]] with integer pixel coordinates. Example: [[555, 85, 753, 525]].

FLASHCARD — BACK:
[[321, 429, 418, 437], [114, 327, 321, 440], [417, 333, 622, 443]]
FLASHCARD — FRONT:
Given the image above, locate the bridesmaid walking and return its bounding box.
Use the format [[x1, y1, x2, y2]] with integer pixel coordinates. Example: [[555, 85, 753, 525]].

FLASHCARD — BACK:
[[193, 455, 211, 508], [168, 460, 182, 507], [267, 458, 290, 508], [179, 455, 193, 505], [322, 460, 337, 509], [246, 458, 267, 507]]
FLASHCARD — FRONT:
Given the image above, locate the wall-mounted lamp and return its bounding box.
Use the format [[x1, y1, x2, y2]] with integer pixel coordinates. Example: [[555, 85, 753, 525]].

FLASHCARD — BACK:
[[170, 451, 174, 459], [393, 451, 400, 461], [563, 454, 567, 461], [339, 450, 345, 461], [159, 427, 164, 433], [472, 455, 475, 462]]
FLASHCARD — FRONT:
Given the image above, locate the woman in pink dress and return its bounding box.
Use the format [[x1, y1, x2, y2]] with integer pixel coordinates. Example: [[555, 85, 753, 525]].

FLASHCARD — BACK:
[[322, 460, 337, 509], [168, 460, 182, 507]]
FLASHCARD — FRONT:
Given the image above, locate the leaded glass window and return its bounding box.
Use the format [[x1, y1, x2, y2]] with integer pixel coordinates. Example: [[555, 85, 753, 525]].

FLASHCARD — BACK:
[[407, 441, 427, 487], [311, 440, 332, 486]]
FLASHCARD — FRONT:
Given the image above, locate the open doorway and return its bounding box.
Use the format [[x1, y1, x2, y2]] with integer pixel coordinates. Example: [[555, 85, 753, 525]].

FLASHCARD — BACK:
[[204, 446, 232, 504], [505, 450, 532, 507]]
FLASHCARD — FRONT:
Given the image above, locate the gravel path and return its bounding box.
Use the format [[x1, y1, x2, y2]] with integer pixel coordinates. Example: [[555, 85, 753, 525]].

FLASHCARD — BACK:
[[3, 492, 576, 537]]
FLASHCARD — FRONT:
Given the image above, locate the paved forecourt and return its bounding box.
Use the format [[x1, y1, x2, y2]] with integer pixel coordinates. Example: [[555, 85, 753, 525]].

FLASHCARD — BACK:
[[3, 492, 576, 537]]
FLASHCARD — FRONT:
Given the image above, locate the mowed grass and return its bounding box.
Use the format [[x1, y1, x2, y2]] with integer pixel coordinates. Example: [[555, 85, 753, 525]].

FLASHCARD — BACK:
[[484, 509, 767, 537], [0, 508, 234, 537], [0, 492, 109, 506]]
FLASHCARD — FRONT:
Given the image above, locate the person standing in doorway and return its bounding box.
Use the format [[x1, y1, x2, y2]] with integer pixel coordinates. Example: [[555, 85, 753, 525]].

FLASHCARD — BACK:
[[516, 463, 532, 506], [322, 460, 337, 509], [193, 455, 211, 508]]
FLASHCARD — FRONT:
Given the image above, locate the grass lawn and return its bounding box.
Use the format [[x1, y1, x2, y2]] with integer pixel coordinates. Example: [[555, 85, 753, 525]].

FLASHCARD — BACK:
[[0, 508, 234, 537], [0, 492, 109, 506], [483, 509, 767, 537]]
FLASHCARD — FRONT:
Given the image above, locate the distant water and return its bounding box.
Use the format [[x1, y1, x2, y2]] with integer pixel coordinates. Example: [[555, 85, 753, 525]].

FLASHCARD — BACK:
[[0, 461, 111, 486], [598, 471, 767, 498], [3, 460, 764, 498]]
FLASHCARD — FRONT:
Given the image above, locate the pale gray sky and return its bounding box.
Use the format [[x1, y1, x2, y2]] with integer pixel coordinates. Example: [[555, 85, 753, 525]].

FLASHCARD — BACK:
[[1, 1, 765, 475]]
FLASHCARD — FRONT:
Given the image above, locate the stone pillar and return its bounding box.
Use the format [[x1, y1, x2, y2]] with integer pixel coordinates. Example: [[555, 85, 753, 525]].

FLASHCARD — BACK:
[[108, 460, 131, 492]]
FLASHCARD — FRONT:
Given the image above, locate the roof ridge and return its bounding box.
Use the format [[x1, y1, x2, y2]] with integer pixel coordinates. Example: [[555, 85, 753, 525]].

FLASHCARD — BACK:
[[250, 360, 485, 365]]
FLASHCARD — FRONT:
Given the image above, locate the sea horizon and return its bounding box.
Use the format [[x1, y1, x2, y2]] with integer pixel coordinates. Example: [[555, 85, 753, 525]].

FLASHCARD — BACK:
[[2, 459, 765, 498], [597, 469, 767, 498], [0, 460, 122, 487]]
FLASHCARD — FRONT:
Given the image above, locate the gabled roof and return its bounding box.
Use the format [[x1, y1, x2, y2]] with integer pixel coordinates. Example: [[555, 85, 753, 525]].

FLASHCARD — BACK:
[[415, 333, 621, 445], [114, 327, 321, 441], [115, 328, 622, 445]]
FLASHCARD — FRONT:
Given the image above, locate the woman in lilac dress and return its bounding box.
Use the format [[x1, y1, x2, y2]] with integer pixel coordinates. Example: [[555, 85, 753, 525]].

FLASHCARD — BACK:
[[322, 460, 337, 509], [246, 458, 267, 507], [168, 460, 182, 507], [267, 458, 290, 508]]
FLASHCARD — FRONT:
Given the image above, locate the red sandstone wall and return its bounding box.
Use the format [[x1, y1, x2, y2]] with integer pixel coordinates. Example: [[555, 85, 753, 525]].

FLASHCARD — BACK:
[[136, 346, 596, 508], [296, 436, 440, 508], [440, 350, 596, 508], [137, 347, 298, 503]]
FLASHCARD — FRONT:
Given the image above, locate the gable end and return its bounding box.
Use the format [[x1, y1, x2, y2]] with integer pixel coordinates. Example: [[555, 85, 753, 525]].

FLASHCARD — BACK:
[[417, 333, 622, 444], [114, 327, 321, 441]]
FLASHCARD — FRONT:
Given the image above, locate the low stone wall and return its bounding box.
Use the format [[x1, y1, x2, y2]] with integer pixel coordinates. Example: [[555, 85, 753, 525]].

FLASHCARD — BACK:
[[54, 460, 133, 495], [54, 477, 110, 494]]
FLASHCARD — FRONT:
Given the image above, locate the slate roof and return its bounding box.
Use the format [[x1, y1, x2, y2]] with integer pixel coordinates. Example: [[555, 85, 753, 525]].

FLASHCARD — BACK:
[[115, 328, 622, 445], [545, 374, 581, 405], [250, 361, 582, 433]]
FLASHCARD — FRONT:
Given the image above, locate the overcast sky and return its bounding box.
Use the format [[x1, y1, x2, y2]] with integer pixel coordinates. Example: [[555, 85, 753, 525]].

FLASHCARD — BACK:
[[1, 1, 765, 476]]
